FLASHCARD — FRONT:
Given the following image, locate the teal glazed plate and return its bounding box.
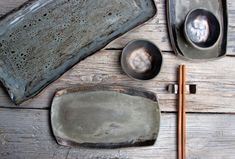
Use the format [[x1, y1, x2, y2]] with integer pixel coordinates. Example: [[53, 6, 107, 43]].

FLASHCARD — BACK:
[[0, 0, 156, 104], [51, 85, 161, 148]]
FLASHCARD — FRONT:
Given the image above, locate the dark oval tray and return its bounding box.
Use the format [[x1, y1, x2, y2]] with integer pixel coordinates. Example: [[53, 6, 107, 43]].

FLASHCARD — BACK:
[[0, 0, 156, 104], [167, 0, 228, 61], [51, 85, 161, 148]]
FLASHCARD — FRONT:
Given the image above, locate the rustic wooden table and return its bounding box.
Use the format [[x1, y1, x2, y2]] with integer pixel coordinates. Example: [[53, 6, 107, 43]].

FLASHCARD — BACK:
[[0, 0, 235, 159]]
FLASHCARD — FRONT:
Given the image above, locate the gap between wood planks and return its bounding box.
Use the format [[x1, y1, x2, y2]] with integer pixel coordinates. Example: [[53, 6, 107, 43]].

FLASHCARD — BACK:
[[105, 49, 235, 58], [1, 106, 235, 115]]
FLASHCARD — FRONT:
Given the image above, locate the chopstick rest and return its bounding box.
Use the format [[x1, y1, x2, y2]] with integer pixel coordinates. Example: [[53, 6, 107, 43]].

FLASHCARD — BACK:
[[167, 84, 197, 94]]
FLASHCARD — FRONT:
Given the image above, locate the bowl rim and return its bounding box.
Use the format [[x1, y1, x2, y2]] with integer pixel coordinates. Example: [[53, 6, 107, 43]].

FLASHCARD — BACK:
[[184, 8, 221, 51], [121, 39, 163, 81]]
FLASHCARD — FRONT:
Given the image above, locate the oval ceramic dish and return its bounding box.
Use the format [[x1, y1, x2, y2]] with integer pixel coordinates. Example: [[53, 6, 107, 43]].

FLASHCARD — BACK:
[[51, 85, 161, 148]]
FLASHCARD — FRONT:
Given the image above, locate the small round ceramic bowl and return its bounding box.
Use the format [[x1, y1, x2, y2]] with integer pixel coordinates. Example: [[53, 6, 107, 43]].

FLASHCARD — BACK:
[[121, 40, 163, 81], [184, 8, 221, 50]]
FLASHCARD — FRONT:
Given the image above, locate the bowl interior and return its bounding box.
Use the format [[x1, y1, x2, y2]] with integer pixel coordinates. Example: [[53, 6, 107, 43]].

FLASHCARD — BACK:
[[121, 40, 162, 80], [185, 9, 220, 49]]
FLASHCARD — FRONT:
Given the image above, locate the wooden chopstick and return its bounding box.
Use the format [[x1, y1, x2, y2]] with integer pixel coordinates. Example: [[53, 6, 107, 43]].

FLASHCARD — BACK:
[[182, 65, 186, 159], [178, 65, 186, 159], [178, 65, 183, 159]]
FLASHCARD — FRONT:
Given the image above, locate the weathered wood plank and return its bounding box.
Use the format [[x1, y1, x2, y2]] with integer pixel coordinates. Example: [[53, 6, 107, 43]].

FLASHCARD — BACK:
[[108, 0, 235, 55], [0, 108, 235, 159], [1, 50, 235, 113], [0, 0, 234, 111], [0, 0, 234, 55]]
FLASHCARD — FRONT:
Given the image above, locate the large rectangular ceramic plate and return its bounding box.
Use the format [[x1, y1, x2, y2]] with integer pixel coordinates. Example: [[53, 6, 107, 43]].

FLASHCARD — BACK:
[[167, 0, 228, 61], [0, 0, 156, 104], [51, 85, 161, 148]]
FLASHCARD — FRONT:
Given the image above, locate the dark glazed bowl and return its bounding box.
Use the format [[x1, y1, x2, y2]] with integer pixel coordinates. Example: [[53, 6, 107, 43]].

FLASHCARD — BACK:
[[184, 8, 221, 50], [121, 40, 163, 80]]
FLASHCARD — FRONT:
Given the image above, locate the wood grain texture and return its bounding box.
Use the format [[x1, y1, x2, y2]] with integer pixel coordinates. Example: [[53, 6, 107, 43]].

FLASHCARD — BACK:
[[0, 0, 234, 55], [1, 50, 235, 113], [0, 108, 235, 159], [0, 1, 235, 159]]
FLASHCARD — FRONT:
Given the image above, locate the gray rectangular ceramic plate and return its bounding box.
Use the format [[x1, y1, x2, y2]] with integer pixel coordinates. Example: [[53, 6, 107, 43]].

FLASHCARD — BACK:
[[0, 0, 156, 104], [51, 85, 161, 148], [167, 0, 228, 61]]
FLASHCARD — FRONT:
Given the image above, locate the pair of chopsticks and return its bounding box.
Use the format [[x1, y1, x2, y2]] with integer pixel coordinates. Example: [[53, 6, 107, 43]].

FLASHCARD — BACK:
[[178, 65, 186, 159]]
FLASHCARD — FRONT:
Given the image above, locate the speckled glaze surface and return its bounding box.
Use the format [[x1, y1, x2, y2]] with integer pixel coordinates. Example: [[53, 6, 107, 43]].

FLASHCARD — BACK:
[[0, 0, 156, 104], [51, 85, 161, 148], [167, 0, 228, 60]]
